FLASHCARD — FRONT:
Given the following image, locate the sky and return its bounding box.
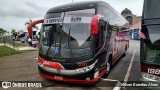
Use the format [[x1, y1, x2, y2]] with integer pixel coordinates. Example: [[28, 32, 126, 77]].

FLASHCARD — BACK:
[[0, 0, 144, 32]]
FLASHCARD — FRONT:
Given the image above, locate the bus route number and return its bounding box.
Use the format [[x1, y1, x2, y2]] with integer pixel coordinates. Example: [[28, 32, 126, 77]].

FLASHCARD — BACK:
[[77, 62, 88, 67], [70, 17, 81, 22]]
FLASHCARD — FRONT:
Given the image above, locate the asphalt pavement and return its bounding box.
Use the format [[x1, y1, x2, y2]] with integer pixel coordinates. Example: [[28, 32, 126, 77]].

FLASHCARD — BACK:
[[0, 40, 142, 90]]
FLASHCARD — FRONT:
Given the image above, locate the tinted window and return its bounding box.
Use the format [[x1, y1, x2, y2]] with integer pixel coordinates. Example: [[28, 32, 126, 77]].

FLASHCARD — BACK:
[[147, 26, 160, 44], [144, 0, 160, 18]]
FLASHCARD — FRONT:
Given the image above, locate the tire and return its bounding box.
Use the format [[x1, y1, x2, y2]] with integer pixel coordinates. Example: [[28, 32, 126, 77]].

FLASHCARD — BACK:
[[123, 45, 127, 56], [123, 50, 127, 56]]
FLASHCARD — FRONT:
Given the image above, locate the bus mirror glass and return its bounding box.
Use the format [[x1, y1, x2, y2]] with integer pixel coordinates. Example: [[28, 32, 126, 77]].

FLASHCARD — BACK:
[[138, 31, 146, 39], [91, 14, 104, 35]]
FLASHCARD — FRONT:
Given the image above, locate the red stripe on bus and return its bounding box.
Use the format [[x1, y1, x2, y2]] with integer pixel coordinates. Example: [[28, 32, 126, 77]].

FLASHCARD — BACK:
[[38, 56, 64, 70]]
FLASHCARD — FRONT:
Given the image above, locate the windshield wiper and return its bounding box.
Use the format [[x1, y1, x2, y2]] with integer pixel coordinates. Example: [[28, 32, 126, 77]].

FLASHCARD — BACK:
[[58, 30, 63, 56], [68, 27, 73, 58], [46, 28, 56, 57], [46, 40, 52, 57]]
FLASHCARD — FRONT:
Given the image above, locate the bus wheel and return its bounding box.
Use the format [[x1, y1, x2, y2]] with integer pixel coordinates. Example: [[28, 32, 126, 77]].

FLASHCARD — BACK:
[[123, 50, 127, 56], [123, 45, 127, 56]]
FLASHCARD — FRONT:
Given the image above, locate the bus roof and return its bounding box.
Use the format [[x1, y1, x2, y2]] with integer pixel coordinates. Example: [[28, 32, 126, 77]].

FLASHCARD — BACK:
[[46, 1, 128, 27], [47, 1, 117, 14]]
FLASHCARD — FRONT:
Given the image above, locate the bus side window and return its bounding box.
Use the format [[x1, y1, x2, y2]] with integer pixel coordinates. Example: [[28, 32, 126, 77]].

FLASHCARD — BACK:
[[106, 24, 112, 41]]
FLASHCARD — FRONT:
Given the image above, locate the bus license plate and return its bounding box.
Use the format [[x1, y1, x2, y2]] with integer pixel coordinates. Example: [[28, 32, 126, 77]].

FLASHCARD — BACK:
[[54, 76, 63, 80]]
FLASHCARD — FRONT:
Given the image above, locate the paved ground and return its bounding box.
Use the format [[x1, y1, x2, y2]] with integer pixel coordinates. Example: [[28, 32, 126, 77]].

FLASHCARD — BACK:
[[0, 40, 142, 90], [107, 40, 141, 90]]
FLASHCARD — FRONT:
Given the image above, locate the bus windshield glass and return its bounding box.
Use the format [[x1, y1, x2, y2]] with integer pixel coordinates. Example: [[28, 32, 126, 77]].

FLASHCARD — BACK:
[[142, 0, 160, 65], [142, 25, 160, 65], [40, 8, 95, 59]]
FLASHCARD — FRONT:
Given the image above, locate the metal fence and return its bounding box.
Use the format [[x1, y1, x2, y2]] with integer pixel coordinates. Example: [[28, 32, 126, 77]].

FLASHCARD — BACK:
[[0, 36, 18, 50]]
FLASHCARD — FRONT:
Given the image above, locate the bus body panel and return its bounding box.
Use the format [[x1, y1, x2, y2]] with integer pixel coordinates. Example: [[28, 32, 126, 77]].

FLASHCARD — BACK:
[[140, 0, 160, 89]]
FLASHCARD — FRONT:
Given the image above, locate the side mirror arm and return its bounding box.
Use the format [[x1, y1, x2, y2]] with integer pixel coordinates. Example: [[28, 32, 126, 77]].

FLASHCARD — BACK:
[[27, 19, 44, 38]]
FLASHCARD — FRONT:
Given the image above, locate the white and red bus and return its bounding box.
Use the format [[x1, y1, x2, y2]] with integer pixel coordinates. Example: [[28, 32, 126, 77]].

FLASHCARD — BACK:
[[139, 0, 160, 89], [28, 1, 130, 85]]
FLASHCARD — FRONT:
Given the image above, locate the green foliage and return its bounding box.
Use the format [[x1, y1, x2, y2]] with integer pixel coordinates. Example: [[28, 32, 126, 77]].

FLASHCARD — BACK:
[[11, 29, 16, 34], [0, 39, 3, 43], [0, 28, 6, 35], [0, 46, 23, 57], [0, 39, 25, 47]]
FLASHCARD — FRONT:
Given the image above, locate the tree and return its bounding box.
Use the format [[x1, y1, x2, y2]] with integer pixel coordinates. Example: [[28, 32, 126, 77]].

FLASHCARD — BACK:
[[25, 19, 38, 30], [0, 28, 6, 36], [11, 29, 16, 34]]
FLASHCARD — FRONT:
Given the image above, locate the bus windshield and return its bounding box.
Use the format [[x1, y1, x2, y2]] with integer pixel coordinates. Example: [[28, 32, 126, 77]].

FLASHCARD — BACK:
[[142, 0, 160, 65], [141, 25, 160, 65], [39, 8, 95, 59]]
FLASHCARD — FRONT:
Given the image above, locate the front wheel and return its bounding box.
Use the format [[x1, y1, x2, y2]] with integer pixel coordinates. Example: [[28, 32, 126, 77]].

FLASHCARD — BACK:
[[123, 50, 127, 56], [123, 45, 128, 56]]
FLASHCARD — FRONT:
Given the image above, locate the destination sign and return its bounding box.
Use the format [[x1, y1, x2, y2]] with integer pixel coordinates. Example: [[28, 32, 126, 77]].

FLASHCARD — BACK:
[[44, 16, 92, 24], [70, 17, 82, 22], [44, 18, 63, 24]]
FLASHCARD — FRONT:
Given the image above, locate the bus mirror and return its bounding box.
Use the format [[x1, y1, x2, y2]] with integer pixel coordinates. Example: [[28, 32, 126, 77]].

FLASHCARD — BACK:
[[91, 14, 104, 35], [27, 19, 43, 38], [138, 31, 146, 39]]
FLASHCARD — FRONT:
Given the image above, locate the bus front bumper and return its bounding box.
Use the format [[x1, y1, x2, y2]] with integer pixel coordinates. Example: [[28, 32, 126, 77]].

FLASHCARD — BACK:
[[141, 75, 160, 90], [38, 63, 107, 85]]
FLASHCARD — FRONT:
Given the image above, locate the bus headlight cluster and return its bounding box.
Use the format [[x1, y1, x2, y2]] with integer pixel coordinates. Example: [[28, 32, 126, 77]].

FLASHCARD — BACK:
[[142, 72, 160, 81], [75, 61, 97, 73], [75, 64, 94, 73]]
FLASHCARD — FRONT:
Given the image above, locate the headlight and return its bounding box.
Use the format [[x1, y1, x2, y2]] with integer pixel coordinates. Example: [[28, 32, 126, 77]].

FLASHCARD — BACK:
[[75, 60, 97, 73], [142, 72, 160, 81]]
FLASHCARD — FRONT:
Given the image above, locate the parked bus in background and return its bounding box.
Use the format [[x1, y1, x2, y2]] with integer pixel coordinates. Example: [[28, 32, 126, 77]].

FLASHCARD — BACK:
[[139, 0, 160, 89], [28, 1, 130, 85]]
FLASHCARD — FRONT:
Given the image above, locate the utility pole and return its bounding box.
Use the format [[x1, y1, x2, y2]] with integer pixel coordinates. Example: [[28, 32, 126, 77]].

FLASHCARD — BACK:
[[72, 0, 73, 3]]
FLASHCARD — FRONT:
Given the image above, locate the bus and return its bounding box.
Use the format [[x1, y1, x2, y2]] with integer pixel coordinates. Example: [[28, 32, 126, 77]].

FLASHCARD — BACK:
[[139, 0, 160, 89], [28, 1, 130, 85]]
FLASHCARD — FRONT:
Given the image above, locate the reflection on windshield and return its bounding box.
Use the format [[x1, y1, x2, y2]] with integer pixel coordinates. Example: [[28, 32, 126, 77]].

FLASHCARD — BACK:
[[142, 42, 160, 65], [63, 23, 90, 46], [147, 25, 160, 44], [40, 24, 93, 59], [142, 24, 160, 65], [39, 8, 95, 59]]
